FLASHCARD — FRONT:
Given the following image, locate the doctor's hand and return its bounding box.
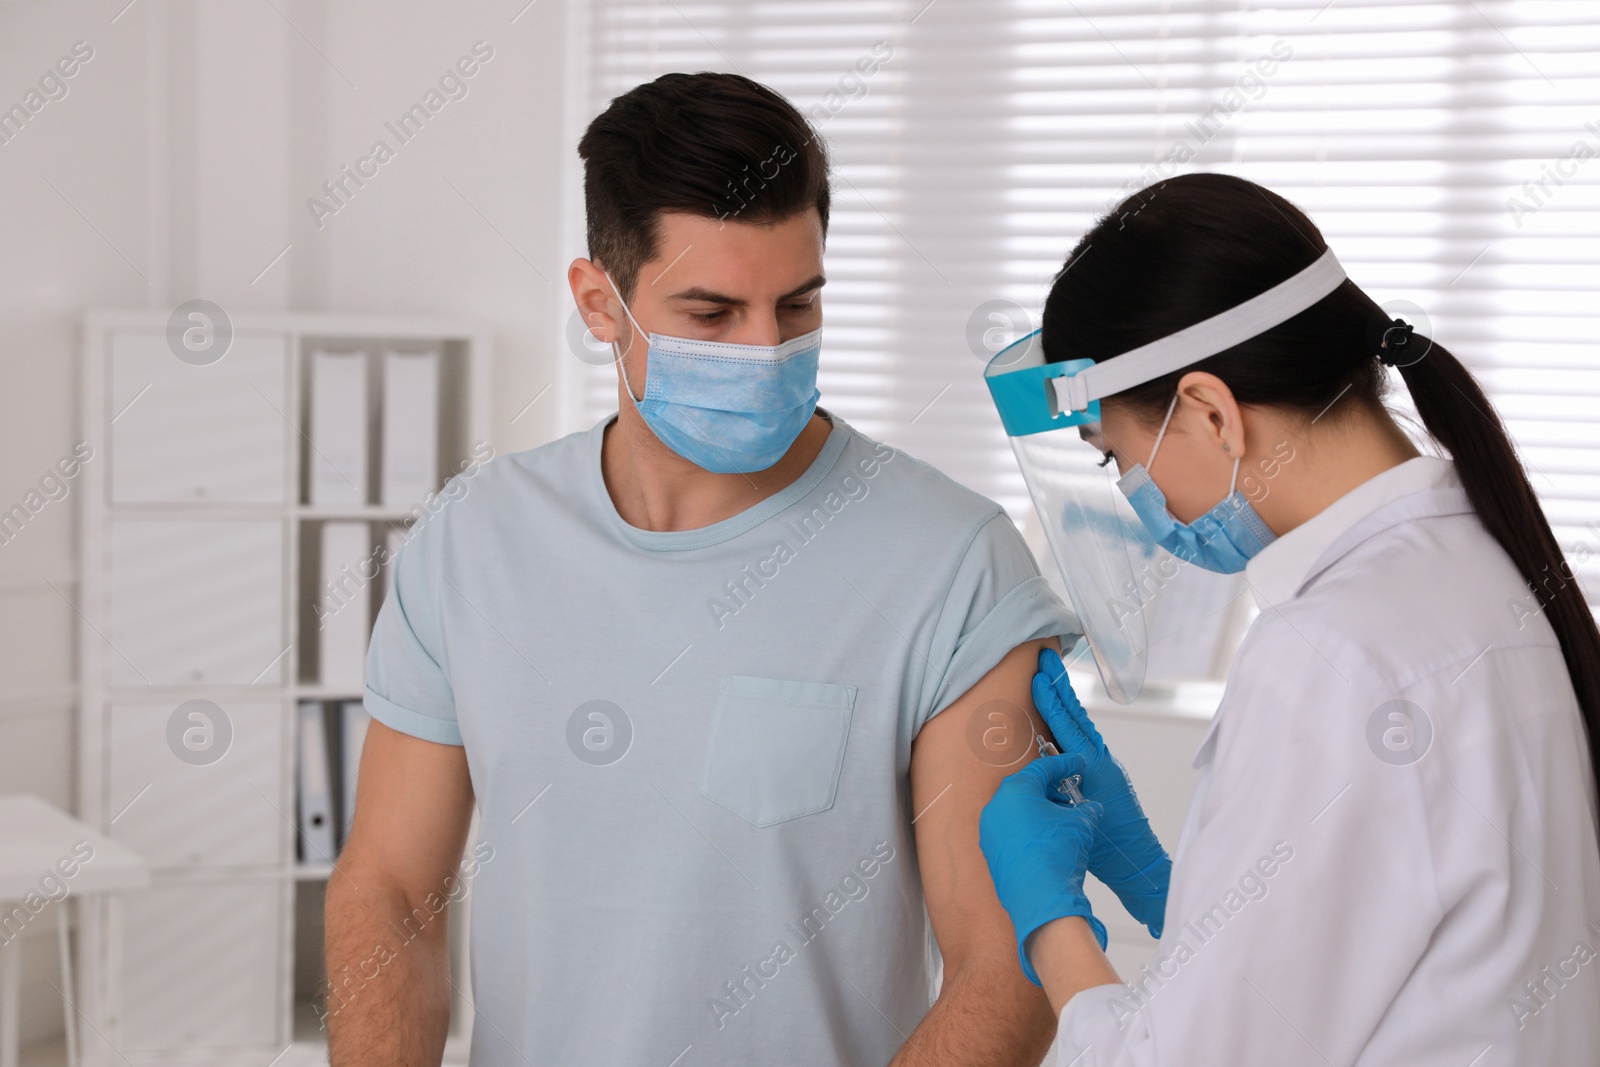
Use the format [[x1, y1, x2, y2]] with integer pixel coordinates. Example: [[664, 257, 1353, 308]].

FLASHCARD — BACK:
[[979, 752, 1108, 986], [1034, 647, 1172, 939]]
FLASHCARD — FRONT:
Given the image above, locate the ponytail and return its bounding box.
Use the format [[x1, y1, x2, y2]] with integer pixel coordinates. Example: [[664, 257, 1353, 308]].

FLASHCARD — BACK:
[[1394, 342, 1600, 826]]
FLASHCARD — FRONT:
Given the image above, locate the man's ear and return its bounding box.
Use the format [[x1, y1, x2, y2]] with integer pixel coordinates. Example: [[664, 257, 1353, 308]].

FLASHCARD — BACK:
[[1175, 371, 1245, 456], [568, 258, 624, 345]]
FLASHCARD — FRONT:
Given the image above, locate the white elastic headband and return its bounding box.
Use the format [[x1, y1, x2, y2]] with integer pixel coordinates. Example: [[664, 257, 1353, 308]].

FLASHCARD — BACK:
[[1054, 247, 1348, 414]]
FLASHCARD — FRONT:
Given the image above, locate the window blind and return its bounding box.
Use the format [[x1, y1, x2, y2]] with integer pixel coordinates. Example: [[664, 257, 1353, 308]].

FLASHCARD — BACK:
[[570, 0, 1600, 603]]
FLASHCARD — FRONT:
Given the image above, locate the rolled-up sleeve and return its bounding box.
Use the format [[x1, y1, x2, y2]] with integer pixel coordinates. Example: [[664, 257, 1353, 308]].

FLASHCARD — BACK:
[[364, 514, 461, 746], [915, 510, 1082, 731]]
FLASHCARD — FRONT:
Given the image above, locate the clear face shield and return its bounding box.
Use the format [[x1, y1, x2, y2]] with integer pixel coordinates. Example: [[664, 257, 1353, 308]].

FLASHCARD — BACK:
[[984, 330, 1156, 703], [983, 248, 1352, 704]]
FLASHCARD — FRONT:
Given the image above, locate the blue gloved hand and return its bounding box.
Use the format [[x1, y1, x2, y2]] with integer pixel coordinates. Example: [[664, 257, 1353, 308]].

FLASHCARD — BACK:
[[1034, 647, 1172, 939], [979, 752, 1108, 986]]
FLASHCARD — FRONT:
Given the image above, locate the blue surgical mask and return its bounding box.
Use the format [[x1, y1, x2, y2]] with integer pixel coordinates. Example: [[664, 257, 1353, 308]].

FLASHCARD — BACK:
[[604, 271, 822, 474], [1114, 394, 1277, 573]]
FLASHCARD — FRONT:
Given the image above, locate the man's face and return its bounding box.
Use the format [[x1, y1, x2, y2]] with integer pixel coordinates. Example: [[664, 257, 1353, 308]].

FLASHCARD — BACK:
[[575, 208, 826, 395]]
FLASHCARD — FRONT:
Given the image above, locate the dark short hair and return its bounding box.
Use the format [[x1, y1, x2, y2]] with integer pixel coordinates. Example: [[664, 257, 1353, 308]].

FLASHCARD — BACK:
[[578, 72, 830, 303]]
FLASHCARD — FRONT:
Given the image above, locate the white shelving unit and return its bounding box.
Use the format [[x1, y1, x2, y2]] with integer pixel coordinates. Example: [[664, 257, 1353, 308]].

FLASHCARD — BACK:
[[74, 311, 492, 1066]]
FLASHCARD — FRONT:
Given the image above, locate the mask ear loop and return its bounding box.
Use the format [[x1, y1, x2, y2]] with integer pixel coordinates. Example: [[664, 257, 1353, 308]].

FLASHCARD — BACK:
[[602, 270, 649, 404], [1145, 392, 1180, 472]]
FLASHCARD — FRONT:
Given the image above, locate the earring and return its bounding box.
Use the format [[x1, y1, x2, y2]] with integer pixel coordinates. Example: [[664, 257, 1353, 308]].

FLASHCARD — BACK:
[[1222, 442, 1232, 454]]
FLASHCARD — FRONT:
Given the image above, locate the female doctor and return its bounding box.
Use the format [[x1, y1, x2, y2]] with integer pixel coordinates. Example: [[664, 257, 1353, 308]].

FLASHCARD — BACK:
[[977, 173, 1600, 1065]]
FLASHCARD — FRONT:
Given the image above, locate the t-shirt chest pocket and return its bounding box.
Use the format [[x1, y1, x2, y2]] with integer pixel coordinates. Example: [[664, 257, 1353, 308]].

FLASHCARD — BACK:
[[700, 675, 857, 828]]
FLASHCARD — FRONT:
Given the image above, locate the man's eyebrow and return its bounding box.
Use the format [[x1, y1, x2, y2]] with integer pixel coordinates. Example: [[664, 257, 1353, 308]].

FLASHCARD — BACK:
[[667, 275, 827, 306], [778, 275, 827, 301]]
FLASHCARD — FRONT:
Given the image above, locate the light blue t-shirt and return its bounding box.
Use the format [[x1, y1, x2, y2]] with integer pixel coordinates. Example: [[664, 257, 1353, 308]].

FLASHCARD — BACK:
[[364, 410, 1078, 1066]]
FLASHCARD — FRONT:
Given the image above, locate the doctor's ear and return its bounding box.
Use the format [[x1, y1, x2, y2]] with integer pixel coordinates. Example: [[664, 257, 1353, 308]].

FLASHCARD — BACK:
[[1175, 371, 1246, 456], [568, 258, 624, 345]]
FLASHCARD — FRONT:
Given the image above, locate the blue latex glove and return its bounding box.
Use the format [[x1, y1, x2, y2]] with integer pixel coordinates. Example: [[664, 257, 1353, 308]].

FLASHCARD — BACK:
[[1034, 647, 1172, 938], [979, 752, 1108, 986]]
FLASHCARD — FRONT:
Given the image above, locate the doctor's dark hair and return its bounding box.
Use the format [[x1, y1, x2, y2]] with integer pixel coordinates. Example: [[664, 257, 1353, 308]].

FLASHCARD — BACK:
[[578, 72, 831, 304], [1041, 171, 1600, 815]]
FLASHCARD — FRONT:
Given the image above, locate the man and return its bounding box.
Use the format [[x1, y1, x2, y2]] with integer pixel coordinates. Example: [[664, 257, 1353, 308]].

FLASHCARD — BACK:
[[327, 71, 1080, 1066]]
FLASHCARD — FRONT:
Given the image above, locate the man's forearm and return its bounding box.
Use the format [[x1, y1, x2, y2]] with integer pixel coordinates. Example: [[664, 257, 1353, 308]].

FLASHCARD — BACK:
[[325, 863, 454, 1066], [888, 956, 1057, 1067]]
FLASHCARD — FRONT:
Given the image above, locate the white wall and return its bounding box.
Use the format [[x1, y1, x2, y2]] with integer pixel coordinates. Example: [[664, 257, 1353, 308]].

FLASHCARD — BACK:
[[0, 0, 570, 1044]]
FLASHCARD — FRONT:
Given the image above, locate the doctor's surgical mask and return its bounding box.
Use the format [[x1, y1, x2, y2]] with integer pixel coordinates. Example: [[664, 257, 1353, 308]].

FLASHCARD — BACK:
[[1114, 393, 1279, 575]]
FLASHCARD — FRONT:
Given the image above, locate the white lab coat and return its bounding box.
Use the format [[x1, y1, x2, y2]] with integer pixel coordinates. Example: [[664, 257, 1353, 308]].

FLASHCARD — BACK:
[[1056, 457, 1600, 1066]]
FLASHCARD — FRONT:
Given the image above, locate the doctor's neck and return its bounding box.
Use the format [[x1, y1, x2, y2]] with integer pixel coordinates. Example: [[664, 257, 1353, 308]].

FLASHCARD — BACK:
[[1236, 397, 1420, 538]]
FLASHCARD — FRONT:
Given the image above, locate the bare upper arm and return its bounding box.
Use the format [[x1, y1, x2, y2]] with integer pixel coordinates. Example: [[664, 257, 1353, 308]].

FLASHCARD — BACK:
[[338, 718, 475, 902], [909, 637, 1057, 974]]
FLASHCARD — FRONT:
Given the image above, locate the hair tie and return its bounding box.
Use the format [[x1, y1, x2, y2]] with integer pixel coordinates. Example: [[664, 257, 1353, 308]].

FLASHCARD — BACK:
[[1375, 317, 1415, 366]]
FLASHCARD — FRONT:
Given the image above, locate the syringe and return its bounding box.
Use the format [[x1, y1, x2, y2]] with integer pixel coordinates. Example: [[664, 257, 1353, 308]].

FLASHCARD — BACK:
[[1034, 734, 1085, 805]]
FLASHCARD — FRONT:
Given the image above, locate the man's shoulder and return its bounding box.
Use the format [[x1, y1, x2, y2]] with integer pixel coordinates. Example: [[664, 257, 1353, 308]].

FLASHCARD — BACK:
[[499, 422, 599, 482], [412, 421, 600, 538], [828, 419, 1006, 532]]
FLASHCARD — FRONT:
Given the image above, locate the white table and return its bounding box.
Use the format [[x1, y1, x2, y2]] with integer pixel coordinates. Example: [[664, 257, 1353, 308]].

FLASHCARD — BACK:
[[0, 796, 148, 1067]]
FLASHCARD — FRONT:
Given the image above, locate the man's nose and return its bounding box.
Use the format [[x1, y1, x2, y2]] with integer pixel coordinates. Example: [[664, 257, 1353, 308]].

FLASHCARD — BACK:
[[729, 312, 782, 347]]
